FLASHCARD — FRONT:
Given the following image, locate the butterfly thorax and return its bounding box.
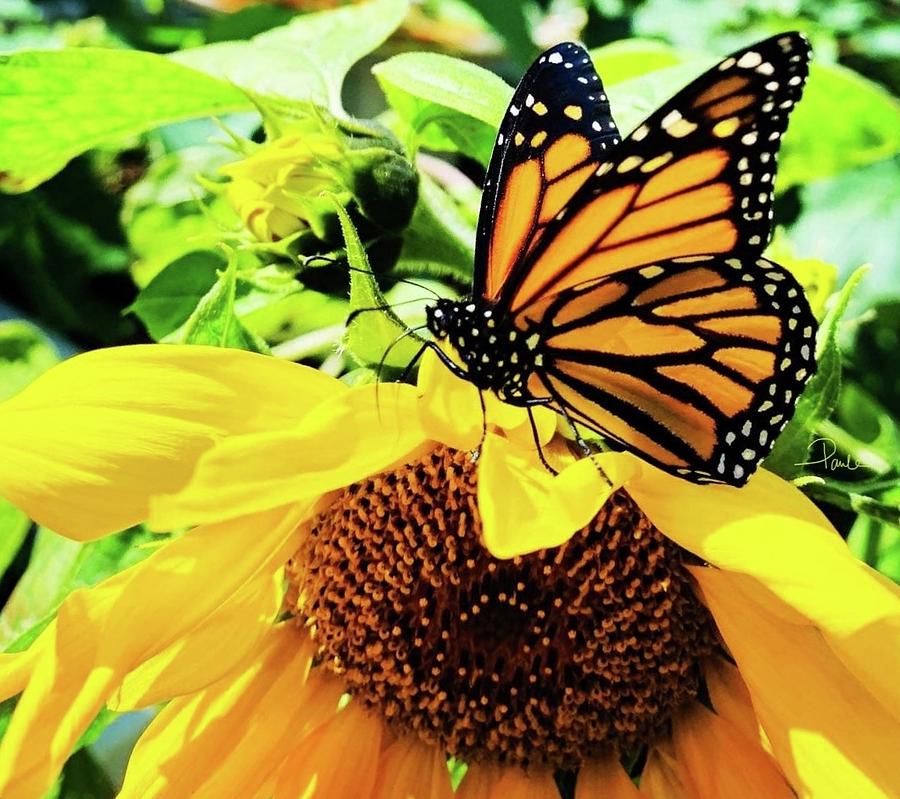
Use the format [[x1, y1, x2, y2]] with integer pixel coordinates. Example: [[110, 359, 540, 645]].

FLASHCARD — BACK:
[[425, 298, 541, 405]]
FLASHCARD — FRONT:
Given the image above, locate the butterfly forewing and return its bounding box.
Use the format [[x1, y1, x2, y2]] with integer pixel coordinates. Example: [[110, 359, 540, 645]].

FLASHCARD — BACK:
[[518, 255, 817, 484], [499, 33, 811, 313], [474, 42, 621, 303]]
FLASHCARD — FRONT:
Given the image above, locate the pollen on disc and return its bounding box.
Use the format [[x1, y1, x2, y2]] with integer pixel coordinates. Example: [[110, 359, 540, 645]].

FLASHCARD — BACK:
[[286, 446, 718, 768]]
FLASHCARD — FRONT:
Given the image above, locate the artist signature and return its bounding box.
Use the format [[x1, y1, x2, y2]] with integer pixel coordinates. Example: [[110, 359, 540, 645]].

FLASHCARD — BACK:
[[795, 437, 866, 471]]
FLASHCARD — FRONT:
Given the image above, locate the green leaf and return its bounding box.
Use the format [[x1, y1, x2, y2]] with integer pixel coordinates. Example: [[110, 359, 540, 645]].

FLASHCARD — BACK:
[[173, 0, 409, 115], [590, 39, 693, 85], [780, 61, 900, 188], [788, 161, 900, 307], [0, 526, 163, 652], [0, 319, 60, 402], [335, 200, 425, 369], [167, 254, 269, 353], [373, 52, 511, 165], [0, 499, 30, 579], [0, 49, 251, 192], [764, 265, 868, 478], [127, 251, 222, 341], [395, 174, 474, 287]]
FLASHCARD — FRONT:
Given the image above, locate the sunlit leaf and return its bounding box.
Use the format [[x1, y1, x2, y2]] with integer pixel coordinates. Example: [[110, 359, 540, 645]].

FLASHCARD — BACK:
[[127, 251, 223, 341], [173, 0, 409, 114], [788, 161, 900, 306], [0, 49, 250, 192], [590, 38, 693, 84], [373, 51, 511, 165], [166, 254, 269, 353], [781, 60, 900, 188]]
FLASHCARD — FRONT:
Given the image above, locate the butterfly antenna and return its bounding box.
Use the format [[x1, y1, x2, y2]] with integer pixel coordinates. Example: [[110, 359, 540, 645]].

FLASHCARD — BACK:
[[345, 265, 444, 301], [373, 326, 430, 424], [346, 298, 435, 328]]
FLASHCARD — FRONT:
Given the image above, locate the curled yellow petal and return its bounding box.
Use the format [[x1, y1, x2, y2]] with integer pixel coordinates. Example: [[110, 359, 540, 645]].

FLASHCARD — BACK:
[[119, 625, 342, 799], [150, 382, 429, 529], [0, 504, 305, 797], [417, 348, 484, 451], [640, 743, 690, 799], [695, 567, 900, 799], [372, 735, 454, 799], [576, 754, 643, 798], [0, 345, 341, 539], [457, 762, 559, 799], [627, 464, 900, 722], [703, 656, 761, 745], [273, 700, 384, 798], [111, 564, 284, 710], [478, 441, 638, 558], [671, 702, 794, 798]]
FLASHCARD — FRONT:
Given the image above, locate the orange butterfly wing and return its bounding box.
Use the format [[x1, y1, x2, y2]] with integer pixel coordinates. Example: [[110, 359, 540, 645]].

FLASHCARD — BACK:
[[487, 33, 811, 313], [474, 42, 621, 302], [516, 256, 817, 483]]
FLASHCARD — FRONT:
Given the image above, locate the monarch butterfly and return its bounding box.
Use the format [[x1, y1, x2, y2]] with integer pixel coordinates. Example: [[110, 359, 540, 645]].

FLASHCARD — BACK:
[[423, 32, 818, 487]]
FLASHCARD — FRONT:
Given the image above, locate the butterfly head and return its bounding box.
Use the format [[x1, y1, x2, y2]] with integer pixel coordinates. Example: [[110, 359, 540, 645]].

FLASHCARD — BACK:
[[426, 298, 537, 402]]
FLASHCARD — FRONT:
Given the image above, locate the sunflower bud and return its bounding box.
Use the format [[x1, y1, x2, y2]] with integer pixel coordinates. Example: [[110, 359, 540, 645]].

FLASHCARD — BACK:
[[220, 119, 418, 244]]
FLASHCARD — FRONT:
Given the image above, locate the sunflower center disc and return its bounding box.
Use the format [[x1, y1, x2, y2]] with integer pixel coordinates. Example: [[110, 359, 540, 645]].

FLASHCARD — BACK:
[[288, 445, 717, 768]]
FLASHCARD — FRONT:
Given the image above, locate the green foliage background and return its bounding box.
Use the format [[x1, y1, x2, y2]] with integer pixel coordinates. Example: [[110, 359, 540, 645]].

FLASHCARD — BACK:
[[0, 0, 898, 794]]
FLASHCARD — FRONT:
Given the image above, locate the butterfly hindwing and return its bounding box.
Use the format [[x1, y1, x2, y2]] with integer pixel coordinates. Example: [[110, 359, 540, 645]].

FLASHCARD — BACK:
[[500, 32, 811, 313], [517, 255, 817, 484], [474, 42, 621, 303]]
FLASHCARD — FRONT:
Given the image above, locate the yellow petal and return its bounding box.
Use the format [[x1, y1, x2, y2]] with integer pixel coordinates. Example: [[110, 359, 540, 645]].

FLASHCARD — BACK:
[[0, 590, 120, 799], [0, 642, 44, 702], [703, 657, 761, 744], [627, 464, 900, 720], [576, 754, 643, 798], [273, 700, 384, 799], [671, 702, 794, 798], [110, 563, 283, 710], [640, 744, 690, 799], [151, 382, 430, 529], [120, 625, 343, 799], [372, 735, 454, 799], [417, 348, 484, 451], [0, 345, 341, 539], [457, 762, 559, 799], [499, 401, 558, 452], [0, 504, 305, 798], [695, 567, 900, 798], [478, 440, 638, 558]]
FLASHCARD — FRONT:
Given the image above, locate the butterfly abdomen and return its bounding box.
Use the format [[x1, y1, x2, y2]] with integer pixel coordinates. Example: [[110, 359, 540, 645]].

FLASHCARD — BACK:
[[426, 298, 543, 405]]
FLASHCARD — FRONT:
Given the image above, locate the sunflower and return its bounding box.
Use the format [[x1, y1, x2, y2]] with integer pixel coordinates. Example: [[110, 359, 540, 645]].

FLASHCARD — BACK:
[[0, 343, 897, 799]]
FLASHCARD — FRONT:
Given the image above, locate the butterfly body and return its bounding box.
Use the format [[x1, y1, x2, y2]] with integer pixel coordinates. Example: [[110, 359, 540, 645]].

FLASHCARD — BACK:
[[426, 297, 542, 404], [425, 34, 818, 486]]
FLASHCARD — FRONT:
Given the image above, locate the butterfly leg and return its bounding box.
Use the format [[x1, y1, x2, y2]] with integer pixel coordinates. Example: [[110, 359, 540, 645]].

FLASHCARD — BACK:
[[525, 404, 559, 476], [556, 405, 614, 489]]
